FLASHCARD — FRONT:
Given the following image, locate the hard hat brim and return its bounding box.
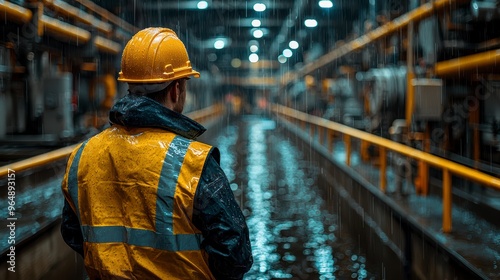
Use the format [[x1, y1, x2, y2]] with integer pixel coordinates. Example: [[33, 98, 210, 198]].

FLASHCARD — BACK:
[[118, 69, 200, 83]]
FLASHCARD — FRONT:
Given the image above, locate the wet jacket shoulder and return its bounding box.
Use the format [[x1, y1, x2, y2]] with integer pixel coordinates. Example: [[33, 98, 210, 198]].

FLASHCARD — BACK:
[[194, 149, 253, 279]]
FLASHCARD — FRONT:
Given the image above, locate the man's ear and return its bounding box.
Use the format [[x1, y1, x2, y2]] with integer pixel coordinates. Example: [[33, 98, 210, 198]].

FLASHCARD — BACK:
[[168, 82, 178, 102]]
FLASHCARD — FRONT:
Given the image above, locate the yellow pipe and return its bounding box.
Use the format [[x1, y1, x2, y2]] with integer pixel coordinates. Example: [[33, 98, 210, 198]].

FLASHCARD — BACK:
[[44, 0, 92, 25], [40, 15, 91, 44], [0, 1, 32, 23], [38, 2, 44, 37], [435, 49, 500, 77], [271, 104, 500, 191], [74, 0, 137, 34], [0, 104, 224, 178], [380, 147, 387, 193], [43, 0, 113, 34], [94, 36, 122, 54], [442, 168, 452, 233], [89, 74, 117, 112]]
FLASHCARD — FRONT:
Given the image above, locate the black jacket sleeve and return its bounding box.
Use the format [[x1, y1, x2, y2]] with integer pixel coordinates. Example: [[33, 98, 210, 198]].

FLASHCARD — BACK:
[[61, 199, 84, 256], [192, 151, 253, 279]]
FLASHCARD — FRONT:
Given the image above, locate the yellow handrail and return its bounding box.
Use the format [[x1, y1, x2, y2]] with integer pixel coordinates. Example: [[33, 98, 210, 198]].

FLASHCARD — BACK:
[[271, 103, 500, 232], [434, 49, 500, 76], [0, 144, 78, 178], [74, 0, 138, 34], [0, 104, 224, 177], [187, 103, 224, 123]]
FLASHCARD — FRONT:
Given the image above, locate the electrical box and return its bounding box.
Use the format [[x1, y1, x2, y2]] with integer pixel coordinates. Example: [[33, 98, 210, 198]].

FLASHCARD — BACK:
[[412, 79, 443, 121], [43, 73, 74, 139]]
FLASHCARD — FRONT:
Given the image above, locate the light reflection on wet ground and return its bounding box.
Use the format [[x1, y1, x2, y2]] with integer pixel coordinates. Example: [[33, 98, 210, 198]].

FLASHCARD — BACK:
[[215, 116, 375, 280]]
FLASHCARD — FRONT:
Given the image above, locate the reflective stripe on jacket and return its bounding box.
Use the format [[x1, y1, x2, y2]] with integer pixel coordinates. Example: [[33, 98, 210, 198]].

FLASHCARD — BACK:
[[62, 125, 216, 279]]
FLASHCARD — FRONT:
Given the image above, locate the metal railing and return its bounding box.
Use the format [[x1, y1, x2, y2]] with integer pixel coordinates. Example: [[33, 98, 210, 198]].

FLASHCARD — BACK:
[[271, 103, 500, 233], [0, 103, 225, 177]]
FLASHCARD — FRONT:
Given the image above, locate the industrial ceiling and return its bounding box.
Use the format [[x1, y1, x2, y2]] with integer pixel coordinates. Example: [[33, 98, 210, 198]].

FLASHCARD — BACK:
[[95, 0, 372, 84]]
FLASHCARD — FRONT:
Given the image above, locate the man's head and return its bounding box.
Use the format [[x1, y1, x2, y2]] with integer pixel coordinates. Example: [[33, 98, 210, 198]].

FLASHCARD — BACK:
[[117, 27, 199, 113]]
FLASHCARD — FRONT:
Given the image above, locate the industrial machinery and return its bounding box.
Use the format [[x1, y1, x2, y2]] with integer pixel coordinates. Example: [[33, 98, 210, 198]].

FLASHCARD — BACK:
[[0, 0, 217, 164]]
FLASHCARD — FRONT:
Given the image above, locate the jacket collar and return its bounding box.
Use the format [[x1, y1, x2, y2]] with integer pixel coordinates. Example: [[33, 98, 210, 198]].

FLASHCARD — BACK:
[[109, 94, 206, 139]]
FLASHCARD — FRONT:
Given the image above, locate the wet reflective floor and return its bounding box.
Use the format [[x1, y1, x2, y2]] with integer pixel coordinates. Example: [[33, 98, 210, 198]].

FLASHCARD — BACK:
[[214, 116, 376, 280], [1, 115, 377, 279]]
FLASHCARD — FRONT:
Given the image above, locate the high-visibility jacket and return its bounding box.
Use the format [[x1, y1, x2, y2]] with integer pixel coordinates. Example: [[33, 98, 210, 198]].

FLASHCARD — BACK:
[[61, 94, 253, 279], [62, 125, 216, 279]]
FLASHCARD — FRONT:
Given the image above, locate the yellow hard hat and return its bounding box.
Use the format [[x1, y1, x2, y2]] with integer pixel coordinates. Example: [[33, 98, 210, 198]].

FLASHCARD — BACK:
[[118, 27, 200, 83]]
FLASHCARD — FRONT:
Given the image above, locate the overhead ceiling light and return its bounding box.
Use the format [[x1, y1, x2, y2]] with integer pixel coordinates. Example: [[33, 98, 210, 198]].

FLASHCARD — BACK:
[[282, 49, 293, 58], [249, 53, 259, 63], [253, 29, 264, 38], [250, 45, 259, 52], [214, 39, 225, 49], [278, 55, 287, 64], [304, 19, 318, 28], [207, 53, 217, 62], [197, 1, 208, 9], [251, 19, 261, 27], [253, 3, 266, 12], [231, 58, 242, 68], [289, 40, 299, 49], [318, 0, 333, 8]]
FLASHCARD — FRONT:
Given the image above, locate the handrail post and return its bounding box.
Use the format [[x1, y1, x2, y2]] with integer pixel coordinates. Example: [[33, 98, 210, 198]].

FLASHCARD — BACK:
[[360, 140, 370, 162], [318, 126, 324, 145], [379, 147, 387, 193], [327, 130, 334, 153], [344, 134, 351, 166], [442, 168, 452, 233]]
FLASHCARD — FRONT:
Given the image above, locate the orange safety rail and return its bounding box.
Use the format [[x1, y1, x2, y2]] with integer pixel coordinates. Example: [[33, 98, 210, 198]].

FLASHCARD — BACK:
[[270, 103, 500, 233], [434, 49, 500, 77], [186, 103, 225, 124]]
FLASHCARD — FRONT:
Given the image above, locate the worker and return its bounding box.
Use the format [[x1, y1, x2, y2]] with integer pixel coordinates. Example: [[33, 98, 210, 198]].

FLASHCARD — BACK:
[[60, 27, 253, 279]]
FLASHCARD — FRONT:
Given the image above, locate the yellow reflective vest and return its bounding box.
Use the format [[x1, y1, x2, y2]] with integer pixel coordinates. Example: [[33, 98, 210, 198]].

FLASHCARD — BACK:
[[62, 125, 216, 279]]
